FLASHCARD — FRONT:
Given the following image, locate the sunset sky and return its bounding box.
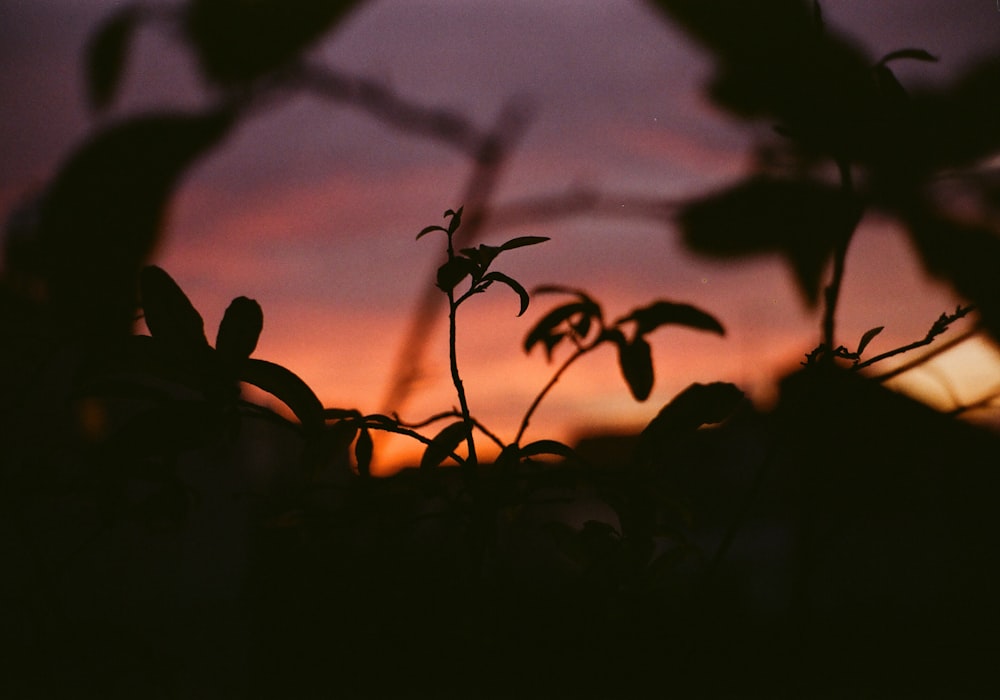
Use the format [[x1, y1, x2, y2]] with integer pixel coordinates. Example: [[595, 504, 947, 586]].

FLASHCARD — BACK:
[[3, 0, 1000, 470]]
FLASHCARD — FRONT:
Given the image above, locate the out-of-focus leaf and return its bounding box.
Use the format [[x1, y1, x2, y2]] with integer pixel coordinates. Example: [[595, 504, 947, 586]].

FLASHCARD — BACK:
[[646, 0, 875, 157], [240, 358, 324, 434], [36, 109, 236, 335], [856, 326, 884, 356], [140, 266, 208, 350], [616, 336, 655, 401], [878, 48, 938, 66], [524, 301, 602, 356], [184, 0, 361, 85], [436, 257, 475, 292], [518, 439, 578, 462], [420, 420, 470, 470], [676, 176, 857, 306], [481, 271, 530, 316], [216, 296, 263, 364], [907, 212, 1000, 342], [637, 382, 745, 461], [86, 5, 140, 111], [355, 427, 373, 477], [618, 300, 725, 337]]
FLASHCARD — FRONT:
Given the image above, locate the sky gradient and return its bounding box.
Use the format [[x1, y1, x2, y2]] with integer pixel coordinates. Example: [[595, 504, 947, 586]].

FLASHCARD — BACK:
[[3, 0, 1000, 470]]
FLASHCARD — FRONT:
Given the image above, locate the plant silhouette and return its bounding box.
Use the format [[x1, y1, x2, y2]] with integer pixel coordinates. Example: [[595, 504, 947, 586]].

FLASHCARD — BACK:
[[3, 1, 1000, 698]]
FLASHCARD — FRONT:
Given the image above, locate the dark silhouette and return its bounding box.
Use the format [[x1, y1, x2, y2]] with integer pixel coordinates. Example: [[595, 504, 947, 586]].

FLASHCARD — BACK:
[[3, 1, 1000, 697]]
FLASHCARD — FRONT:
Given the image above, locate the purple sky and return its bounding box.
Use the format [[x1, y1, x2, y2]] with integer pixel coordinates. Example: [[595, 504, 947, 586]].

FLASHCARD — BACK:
[[3, 1, 1000, 469]]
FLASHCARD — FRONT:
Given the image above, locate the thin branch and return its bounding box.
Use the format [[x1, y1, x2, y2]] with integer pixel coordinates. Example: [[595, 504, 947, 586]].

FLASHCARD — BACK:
[[866, 318, 980, 381]]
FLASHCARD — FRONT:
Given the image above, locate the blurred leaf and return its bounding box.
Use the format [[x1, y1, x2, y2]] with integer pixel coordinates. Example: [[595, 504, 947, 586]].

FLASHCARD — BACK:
[[184, 0, 361, 85], [647, 0, 875, 156], [616, 336, 655, 401], [355, 427, 373, 477], [519, 439, 578, 462], [436, 257, 475, 292], [618, 300, 725, 336], [216, 296, 263, 364], [856, 325, 884, 356], [637, 382, 745, 461], [420, 420, 470, 470], [86, 5, 140, 111], [676, 176, 856, 305], [140, 266, 208, 350], [240, 358, 324, 434], [481, 271, 530, 316], [524, 300, 602, 357], [36, 109, 236, 334], [907, 212, 1000, 341], [878, 48, 938, 66]]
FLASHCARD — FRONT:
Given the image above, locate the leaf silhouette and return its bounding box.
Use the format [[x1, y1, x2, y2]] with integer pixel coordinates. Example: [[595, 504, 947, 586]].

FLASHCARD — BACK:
[[355, 427, 373, 477], [676, 176, 856, 305], [498, 235, 550, 252], [239, 358, 324, 434], [139, 266, 208, 351], [618, 300, 725, 336], [183, 0, 362, 86], [518, 439, 578, 462], [481, 272, 530, 316], [636, 382, 745, 460], [877, 48, 938, 66], [35, 109, 236, 334], [616, 335, 655, 401], [86, 5, 140, 111], [856, 325, 884, 356], [436, 257, 475, 292], [216, 296, 263, 365], [420, 420, 470, 470], [524, 300, 602, 357]]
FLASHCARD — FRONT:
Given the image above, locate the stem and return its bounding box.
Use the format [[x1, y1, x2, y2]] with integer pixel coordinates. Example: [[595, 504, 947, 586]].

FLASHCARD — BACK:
[[821, 159, 860, 357], [446, 260, 478, 469], [514, 342, 592, 445]]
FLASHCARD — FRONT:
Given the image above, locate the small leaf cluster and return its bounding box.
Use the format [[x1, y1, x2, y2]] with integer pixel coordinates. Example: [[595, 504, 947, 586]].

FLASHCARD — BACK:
[[418, 207, 548, 315], [525, 286, 725, 401]]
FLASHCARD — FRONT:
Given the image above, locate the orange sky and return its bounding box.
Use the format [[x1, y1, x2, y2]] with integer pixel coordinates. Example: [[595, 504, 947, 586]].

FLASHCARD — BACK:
[[3, 0, 1000, 472]]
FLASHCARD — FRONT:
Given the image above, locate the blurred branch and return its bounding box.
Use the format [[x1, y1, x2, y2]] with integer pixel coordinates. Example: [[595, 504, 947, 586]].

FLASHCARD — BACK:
[[292, 63, 497, 156]]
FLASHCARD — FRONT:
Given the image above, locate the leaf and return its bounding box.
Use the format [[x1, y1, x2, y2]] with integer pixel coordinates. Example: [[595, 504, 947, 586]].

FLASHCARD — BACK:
[[481, 271, 530, 316], [36, 109, 236, 335], [618, 300, 724, 336], [86, 5, 140, 111], [184, 0, 361, 86], [524, 301, 601, 356], [856, 326, 884, 356], [420, 420, 470, 470], [616, 336, 655, 401], [446, 206, 463, 234], [459, 244, 501, 271], [636, 382, 745, 461], [416, 225, 446, 240], [139, 266, 208, 351], [676, 176, 857, 306], [518, 439, 578, 462], [354, 427, 373, 478], [436, 257, 475, 292], [216, 296, 263, 364], [878, 48, 938, 66], [239, 358, 324, 434], [498, 235, 550, 252]]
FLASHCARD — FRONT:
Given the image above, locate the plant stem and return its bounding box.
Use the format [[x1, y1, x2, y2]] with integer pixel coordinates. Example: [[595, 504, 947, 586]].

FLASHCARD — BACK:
[[448, 287, 478, 469], [821, 159, 861, 358], [514, 343, 590, 445]]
